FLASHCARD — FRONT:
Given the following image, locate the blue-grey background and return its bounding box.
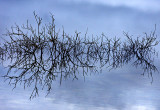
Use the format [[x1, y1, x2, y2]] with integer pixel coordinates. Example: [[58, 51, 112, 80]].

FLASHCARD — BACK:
[[0, 0, 160, 110]]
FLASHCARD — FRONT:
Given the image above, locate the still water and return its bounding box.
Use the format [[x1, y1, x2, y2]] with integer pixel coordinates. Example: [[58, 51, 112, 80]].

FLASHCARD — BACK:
[[0, 0, 160, 110]]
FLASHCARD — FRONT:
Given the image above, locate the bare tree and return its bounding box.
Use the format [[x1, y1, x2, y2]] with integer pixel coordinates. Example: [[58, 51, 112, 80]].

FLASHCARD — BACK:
[[0, 12, 159, 99]]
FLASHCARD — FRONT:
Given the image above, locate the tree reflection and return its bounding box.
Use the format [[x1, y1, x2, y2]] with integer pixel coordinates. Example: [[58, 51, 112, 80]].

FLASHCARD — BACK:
[[0, 13, 159, 99]]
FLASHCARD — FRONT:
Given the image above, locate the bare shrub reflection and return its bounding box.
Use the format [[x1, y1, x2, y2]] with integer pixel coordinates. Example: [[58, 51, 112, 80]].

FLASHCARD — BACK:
[[0, 12, 159, 99]]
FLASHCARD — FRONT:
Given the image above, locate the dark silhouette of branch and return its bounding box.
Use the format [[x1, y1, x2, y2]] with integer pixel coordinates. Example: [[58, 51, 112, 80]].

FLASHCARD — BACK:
[[0, 12, 159, 99]]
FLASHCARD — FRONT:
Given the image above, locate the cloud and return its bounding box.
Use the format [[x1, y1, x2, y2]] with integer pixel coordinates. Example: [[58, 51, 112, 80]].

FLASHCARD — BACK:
[[64, 0, 160, 12]]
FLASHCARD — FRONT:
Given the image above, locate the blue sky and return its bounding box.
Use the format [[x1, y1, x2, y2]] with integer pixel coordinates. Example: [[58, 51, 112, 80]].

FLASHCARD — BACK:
[[0, 0, 160, 110]]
